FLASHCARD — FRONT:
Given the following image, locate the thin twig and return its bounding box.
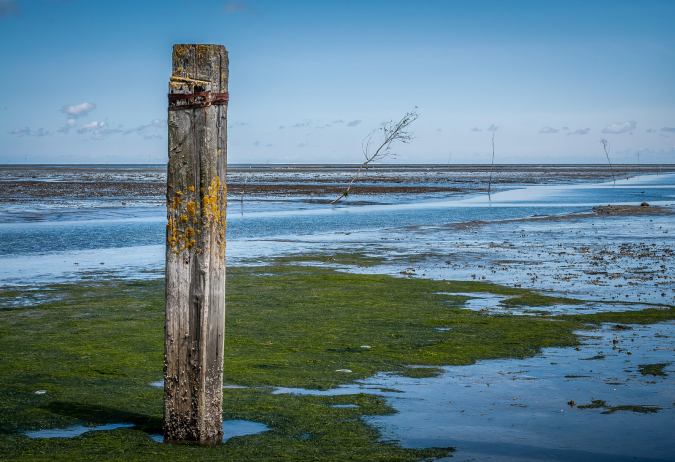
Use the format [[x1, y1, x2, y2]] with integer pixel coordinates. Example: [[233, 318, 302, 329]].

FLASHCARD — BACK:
[[599, 139, 616, 184], [488, 132, 495, 195]]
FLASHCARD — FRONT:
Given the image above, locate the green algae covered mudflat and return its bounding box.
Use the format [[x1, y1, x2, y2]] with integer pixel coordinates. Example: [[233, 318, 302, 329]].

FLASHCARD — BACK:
[[0, 262, 673, 461]]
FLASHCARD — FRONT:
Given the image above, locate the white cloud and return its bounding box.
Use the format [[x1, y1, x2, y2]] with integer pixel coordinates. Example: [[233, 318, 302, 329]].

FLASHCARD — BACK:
[[471, 127, 482, 132], [601, 121, 637, 134], [77, 121, 122, 139], [0, 0, 19, 18], [60, 102, 96, 118], [567, 128, 590, 135], [347, 120, 362, 127], [57, 118, 77, 134], [487, 124, 499, 132], [539, 126, 559, 134]]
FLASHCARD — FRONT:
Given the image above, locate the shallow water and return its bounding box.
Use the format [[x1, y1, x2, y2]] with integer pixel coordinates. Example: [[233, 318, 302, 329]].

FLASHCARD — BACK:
[[1, 174, 673, 290], [272, 322, 675, 461], [24, 422, 134, 438]]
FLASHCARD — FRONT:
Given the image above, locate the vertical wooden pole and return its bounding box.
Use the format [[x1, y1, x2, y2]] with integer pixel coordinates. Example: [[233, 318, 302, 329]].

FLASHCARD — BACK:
[[164, 44, 228, 444]]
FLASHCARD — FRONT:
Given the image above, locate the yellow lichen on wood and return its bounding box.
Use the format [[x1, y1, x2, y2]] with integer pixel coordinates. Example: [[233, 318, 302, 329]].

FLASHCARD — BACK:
[[187, 202, 196, 216]]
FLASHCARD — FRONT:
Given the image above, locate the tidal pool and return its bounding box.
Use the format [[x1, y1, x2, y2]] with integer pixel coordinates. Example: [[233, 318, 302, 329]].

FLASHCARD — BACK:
[[273, 322, 675, 461]]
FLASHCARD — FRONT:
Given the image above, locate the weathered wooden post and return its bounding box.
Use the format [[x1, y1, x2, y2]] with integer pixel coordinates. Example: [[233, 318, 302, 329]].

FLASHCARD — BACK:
[[164, 44, 228, 444]]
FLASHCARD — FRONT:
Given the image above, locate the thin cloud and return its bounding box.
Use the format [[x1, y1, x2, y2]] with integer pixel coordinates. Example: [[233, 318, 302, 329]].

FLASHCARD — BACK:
[[60, 102, 96, 118], [253, 141, 260, 146], [0, 0, 19, 18], [278, 125, 284, 130], [471, 127, 482, 132], [124, 119, 165, 137], [661, 127, 675, 133], [562, 126, 569, 131], [292, 120, 312, 128], [601, 121, 637, 134], [9, 127, 52, 137], [487, 124, 498, 132], [265, 144, 274, 147], [333, 119, 344, 124], [222, 0, 257, 13], [347, 120, 361, 127], [539, 127, 559, 134], [646, 129, 653, 133], [297, 141, 308, 147], [568, 128, 590, 135]]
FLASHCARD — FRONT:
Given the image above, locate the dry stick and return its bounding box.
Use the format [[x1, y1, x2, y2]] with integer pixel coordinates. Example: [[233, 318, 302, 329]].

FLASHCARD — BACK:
[[487, 132, 496, 195], [241, 174, 248, 202], [331, 108, 418, 204], [600, 138, 616, 184]]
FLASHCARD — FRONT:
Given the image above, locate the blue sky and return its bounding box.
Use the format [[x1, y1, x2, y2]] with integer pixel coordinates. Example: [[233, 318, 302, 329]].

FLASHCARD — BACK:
[[1, 0, 674, 164]]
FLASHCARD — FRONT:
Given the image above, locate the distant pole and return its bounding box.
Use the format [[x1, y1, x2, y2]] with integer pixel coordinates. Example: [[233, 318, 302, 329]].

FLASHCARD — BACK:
[[164, 44, 228, 444]]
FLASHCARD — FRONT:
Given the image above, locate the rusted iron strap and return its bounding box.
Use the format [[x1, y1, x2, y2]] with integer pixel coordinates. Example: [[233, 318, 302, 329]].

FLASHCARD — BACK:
[[168, 92, 229, 111]]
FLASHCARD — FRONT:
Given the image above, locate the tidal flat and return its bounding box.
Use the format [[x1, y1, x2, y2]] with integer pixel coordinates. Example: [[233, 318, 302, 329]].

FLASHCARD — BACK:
[[0, 165, 674, 461]]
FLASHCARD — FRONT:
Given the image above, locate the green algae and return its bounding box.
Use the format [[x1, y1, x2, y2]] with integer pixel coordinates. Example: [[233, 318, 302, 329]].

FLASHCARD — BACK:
[[1, 263, 674, 461], [578, 400, 661, 414], [638, 363, 669, 376]]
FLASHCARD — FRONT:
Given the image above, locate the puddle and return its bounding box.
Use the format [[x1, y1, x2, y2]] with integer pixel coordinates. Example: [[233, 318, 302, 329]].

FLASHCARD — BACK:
[[269, 322, 675, 461], [149, 420, 269, 443], [25, 423, 134, 438]]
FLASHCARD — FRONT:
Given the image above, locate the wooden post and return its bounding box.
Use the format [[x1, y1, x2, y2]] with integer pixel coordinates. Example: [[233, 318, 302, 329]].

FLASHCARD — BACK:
[[164, 44, 228, 444]]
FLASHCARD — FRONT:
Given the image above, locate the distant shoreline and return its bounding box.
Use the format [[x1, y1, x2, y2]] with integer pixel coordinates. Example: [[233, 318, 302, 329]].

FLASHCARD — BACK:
[[1, 163, 674, 171]]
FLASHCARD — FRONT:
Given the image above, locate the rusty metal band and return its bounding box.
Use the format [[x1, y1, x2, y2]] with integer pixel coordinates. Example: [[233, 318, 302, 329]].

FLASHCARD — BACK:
[[168, 92, 229, 111]]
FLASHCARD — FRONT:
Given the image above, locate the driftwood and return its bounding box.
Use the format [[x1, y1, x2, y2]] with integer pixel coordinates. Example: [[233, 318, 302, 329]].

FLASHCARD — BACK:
[[164, 44, 228, 444]]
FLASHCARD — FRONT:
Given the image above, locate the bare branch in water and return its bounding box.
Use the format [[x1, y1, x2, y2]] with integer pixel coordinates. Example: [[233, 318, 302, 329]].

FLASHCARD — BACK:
[[331, 108, 419, 204]]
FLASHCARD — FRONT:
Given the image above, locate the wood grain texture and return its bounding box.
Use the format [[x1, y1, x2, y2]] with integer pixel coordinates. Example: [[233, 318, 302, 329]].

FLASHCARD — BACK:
[[164, 44, 228, 444]]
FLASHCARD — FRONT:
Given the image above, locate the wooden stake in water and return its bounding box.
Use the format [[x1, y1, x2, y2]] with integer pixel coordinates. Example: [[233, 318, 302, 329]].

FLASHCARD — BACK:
[[164, 44, 228, 444]]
